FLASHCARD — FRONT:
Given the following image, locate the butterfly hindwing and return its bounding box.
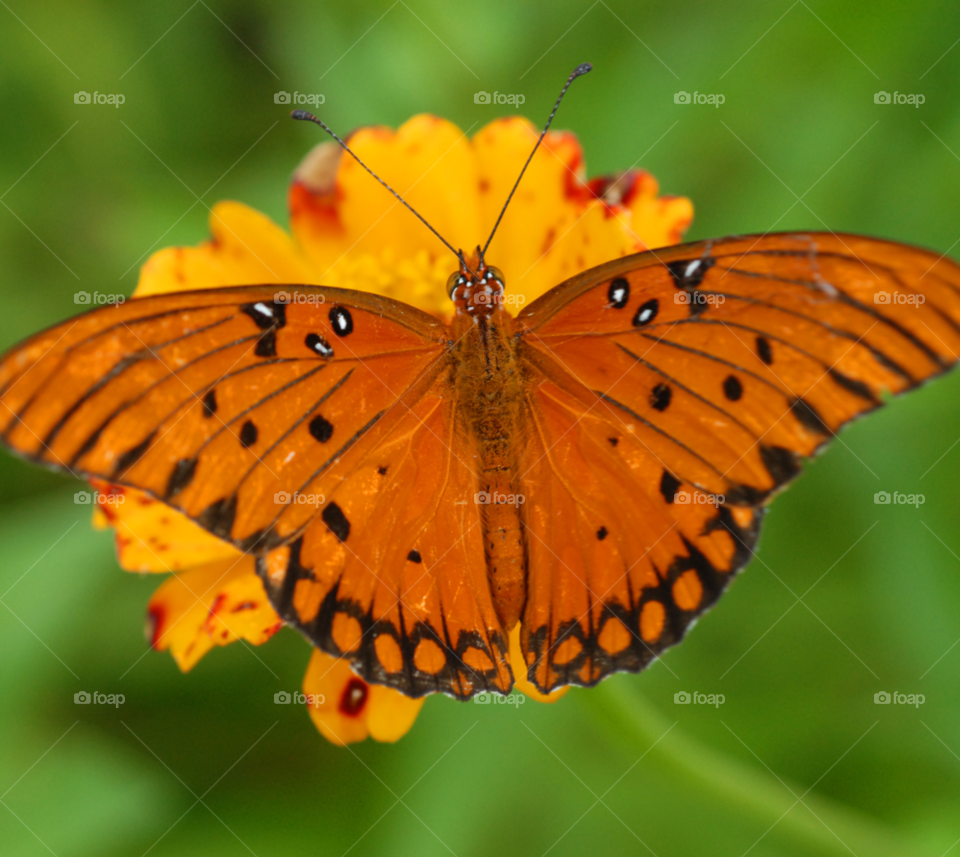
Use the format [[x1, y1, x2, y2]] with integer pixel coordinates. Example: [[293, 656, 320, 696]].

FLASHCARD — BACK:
[[256, 383, 513, 699], [515, 232, 960, 692]]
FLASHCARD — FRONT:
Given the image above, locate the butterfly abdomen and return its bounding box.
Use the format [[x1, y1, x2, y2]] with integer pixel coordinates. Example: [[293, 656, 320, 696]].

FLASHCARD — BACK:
[[453, 310, 527, 631]]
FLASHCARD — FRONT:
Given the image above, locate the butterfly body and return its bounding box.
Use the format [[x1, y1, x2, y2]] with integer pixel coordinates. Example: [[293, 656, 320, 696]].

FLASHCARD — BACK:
[[450, 270, 527, 630]]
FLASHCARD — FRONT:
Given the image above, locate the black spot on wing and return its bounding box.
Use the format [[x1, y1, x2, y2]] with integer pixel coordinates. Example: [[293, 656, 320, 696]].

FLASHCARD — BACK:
[[113, 432, 155, 476], [607, 437, 618, 447], [309, 415, 334, 443], [408, 549, 422, 563], [322, 502, 350, 541], [828, 368, 879, 404], [607, 278, 630, 309], [203, 389, 217, 418], [198, 495, 237, 540], [723, 375, 743, 401], [760, 444, 801, 486], [660, 470, 681, 504], [633, 299, 658, 327], [240, 420, 258, 448], [329, 306, 354, 337], [241, 301, 286, 330], [255, 330, 277, 357], [165, 457, 197, 499], [650, 383, 672, 412], [306, 332, 334, 358], [756, 336, 773, 365], [791, 397, 831, 435], [596, 526, 608, 541], [667, 256, 714, 289], [377, 465, 388, 475]]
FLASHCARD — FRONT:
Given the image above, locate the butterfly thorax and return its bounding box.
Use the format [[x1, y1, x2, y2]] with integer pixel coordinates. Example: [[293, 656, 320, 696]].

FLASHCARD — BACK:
[[450, 279, 527, 633]]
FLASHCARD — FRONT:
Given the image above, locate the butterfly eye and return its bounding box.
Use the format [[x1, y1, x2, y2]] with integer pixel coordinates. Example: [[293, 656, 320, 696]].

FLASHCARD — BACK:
[[486, 266, 505, 287], [447, 271, 464, 299]]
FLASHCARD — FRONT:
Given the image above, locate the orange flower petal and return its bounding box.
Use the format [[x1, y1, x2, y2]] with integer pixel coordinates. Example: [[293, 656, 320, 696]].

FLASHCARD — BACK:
[[289, 115, 693, 313], [147, 555, 282, 672], [88, 479, 239, 572], [134, 201, 318, 298], [302, 648, 424, 745], [510, 624, 568, 703]]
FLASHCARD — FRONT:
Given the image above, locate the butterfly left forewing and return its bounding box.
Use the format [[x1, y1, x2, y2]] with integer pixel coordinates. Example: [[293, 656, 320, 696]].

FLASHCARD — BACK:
[[0, 286, 449, 552], [514, 232, 960, 692]]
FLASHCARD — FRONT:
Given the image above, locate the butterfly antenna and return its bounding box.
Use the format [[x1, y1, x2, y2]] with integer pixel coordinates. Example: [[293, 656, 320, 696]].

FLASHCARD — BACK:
[[479, 62, 592, 261], [291, 110, 466, 265]]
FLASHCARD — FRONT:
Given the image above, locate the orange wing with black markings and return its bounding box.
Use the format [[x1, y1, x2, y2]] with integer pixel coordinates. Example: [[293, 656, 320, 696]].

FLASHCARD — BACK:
[[514, 232, 960, 693], [256, 385, 512, 698], [0, 286, 514, 697], [0, 286, 447, 552]]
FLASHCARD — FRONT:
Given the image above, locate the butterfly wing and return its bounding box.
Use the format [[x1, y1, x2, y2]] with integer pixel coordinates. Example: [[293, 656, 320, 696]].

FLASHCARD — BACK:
[[515, 232, 960, 692], [255, 385, 513, 698], [0, 286, 511, 697]]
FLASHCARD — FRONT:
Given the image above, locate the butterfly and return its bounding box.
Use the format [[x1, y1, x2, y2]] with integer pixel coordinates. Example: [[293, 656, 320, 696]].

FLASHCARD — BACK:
[[2, 64, 959, 701]]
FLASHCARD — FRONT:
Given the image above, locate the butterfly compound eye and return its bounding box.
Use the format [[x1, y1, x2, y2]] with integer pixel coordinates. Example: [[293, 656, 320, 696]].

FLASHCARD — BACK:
[[447, 271, 464, 299], [486, 266, 505, 287]]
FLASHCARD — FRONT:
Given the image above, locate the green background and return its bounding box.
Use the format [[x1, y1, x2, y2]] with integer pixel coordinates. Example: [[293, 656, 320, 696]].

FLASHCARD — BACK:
[[2, 1, 960, 854]]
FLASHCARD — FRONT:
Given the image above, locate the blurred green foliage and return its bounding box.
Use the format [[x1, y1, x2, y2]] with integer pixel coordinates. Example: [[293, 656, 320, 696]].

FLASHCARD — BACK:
[[1, 1, 960, 854]]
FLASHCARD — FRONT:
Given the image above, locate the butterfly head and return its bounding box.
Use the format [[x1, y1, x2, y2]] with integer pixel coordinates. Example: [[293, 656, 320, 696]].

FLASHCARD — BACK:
[[448, 249, 506, 317]]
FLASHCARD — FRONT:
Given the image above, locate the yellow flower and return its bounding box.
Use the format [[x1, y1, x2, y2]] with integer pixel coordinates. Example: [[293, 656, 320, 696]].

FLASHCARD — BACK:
[[94, 114, 693, 744]]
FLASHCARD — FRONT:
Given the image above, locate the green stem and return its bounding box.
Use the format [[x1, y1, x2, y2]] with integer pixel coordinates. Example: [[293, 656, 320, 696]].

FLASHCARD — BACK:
[[582, 679, 922, 857]]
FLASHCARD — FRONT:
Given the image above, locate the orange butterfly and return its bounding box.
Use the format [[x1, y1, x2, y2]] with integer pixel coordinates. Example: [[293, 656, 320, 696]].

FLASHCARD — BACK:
[[2, 65, 959, 701]]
